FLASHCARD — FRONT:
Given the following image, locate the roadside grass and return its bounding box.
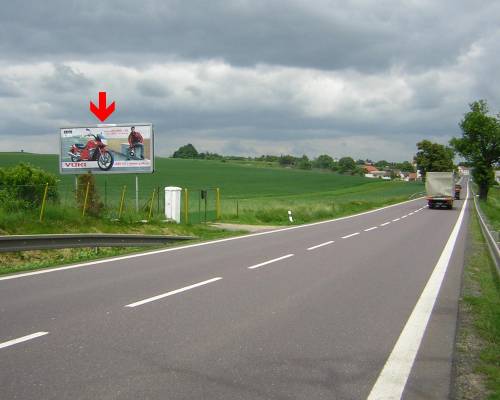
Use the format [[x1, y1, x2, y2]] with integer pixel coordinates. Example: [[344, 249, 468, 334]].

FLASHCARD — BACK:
[[455, 210, 500, 399], [479, 186, 500, 231], [223, 181, 423, 224]]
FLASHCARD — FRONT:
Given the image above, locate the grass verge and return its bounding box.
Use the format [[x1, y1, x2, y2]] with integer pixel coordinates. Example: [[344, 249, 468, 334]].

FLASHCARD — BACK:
[[478, 186, 500, 231], [454, 210, 500, 399]]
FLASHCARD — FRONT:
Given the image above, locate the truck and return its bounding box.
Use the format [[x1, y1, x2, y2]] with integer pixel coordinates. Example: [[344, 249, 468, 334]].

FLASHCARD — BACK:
[[425, 172, 455, 209]]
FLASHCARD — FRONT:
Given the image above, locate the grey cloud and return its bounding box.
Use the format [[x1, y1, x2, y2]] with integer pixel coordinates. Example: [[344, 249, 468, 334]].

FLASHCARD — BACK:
[[0, 78, 20, 97], [1, 0, 499, 73], [42, 64, 93, 92], [136, 79, 170, 98], [0, 1, 499, 162]]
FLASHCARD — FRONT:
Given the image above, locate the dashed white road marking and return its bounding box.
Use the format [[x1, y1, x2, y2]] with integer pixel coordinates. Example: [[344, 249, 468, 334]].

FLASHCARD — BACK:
[[409, 212, 414, 215], [401, 215, 408, 219], [341, 232, 360, 239], [364, 227, 378, 232], [0, 332, 49, 350], [248, 254, 294, 270], [367, 184, 469, 399], [125, 277, 223, 308], [392, 218, 401, 222], [307, 241, 334, 251], [380, 222, 391, 226]]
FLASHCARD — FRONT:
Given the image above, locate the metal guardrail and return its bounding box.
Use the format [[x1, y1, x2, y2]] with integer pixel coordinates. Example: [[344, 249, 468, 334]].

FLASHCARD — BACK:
[[472, 191, 500, 274], [0, 234, 195, 252]]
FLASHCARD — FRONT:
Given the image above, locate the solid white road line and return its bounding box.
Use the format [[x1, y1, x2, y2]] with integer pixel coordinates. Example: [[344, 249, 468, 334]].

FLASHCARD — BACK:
[[364, 227, 378, 232], [367, 184, 469, 400], [392, 218, 401, 222], [125, 277, 222, 308], [248, 254, 294, 270], [380, 222, 391, 226], [0, 332, 49, 350], [341, 232, 360, 239], [0, 197, 426, 282], [307, 241, 334, 251]]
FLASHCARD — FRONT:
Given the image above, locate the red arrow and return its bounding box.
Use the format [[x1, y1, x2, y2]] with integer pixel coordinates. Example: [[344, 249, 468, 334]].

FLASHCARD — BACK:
[[90, 91, 115, 122]]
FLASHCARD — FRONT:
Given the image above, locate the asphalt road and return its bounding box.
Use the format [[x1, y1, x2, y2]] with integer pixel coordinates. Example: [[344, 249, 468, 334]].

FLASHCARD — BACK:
[[0, 186, 470, 400]]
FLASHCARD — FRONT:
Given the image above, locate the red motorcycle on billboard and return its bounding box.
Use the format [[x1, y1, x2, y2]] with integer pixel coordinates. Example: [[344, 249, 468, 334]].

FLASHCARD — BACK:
[[68, 133, 114, 171]]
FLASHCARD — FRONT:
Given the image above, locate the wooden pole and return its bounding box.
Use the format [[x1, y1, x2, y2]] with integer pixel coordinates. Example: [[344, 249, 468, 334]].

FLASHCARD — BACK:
[[118, 185, 127, 219], [148, 188, 156, 221], [82, 181, 90, 217], [184, 188, 189, 224], [216, 187, 221, 220], [39, 183, 49, 222]]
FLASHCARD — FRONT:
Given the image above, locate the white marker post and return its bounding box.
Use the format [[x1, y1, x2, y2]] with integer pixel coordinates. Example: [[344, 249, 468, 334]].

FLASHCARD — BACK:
[[288, 210, 293, 223]]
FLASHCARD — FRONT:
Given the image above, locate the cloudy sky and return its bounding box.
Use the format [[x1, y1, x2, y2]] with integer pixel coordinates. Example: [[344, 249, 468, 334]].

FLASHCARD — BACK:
[[0, 0, 498, 161]]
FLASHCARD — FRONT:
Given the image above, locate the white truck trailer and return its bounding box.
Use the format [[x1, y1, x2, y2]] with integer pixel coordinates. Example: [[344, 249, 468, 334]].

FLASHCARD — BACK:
[[425, 171, 455, 209]]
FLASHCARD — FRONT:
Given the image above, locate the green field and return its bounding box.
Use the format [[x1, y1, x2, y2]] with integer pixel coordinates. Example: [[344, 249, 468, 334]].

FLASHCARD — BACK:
[[0, 152, 424, 226]]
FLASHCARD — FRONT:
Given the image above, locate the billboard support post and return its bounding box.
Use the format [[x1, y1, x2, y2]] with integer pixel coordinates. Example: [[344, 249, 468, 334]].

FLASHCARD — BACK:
[[135, 175, 139, 212]]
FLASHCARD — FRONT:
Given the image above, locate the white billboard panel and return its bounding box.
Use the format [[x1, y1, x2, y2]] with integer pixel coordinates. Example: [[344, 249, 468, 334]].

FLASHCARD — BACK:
[[59, 123, 154, 174]]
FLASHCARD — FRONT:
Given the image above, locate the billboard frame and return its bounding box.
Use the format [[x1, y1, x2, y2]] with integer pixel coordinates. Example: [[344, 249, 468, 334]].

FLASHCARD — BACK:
[[58, 123, 155, 175]]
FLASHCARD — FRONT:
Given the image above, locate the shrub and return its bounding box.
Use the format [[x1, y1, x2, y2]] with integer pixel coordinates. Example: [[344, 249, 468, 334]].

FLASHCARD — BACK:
[[0, 163, 58, 210]]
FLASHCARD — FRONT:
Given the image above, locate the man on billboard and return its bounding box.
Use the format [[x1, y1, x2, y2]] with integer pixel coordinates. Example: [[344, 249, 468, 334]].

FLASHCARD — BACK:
[[127, 126, 144, 159]]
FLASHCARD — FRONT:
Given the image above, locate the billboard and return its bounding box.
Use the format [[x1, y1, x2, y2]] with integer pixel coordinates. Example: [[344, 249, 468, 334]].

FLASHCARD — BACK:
[[60, 123, 154, 174]]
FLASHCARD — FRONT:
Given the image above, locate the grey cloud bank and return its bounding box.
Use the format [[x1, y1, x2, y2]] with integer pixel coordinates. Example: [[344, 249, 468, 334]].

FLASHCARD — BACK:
[[0, 0, 498, 161]]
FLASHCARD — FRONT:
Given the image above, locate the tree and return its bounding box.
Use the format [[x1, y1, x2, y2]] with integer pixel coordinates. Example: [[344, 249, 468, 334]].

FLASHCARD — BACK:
[[450, 100, 500, 199], [313, 154, 334, 169], [297, 155, 312, 170], [278, 155, 296, 167], [395, 161, 415, 173], [338, 157, 356, 174], [414, 140, 455, 179], [173, 143, 199, 159], [374, 160, 389, 169]]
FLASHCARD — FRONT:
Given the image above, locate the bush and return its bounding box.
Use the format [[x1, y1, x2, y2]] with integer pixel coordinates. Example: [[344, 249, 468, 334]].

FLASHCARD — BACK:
[[0, 163, 58, 211]]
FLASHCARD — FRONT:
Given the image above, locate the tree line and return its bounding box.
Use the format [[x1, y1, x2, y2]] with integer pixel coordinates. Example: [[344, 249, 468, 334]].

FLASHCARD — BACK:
[[172, 144, 416, 175]]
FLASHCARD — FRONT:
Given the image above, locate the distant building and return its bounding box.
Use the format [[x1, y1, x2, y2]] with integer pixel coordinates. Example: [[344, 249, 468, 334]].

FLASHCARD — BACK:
[[408, 172, 418, 181], [363, 165, 379, 174], [495, 170, 500, 184]]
